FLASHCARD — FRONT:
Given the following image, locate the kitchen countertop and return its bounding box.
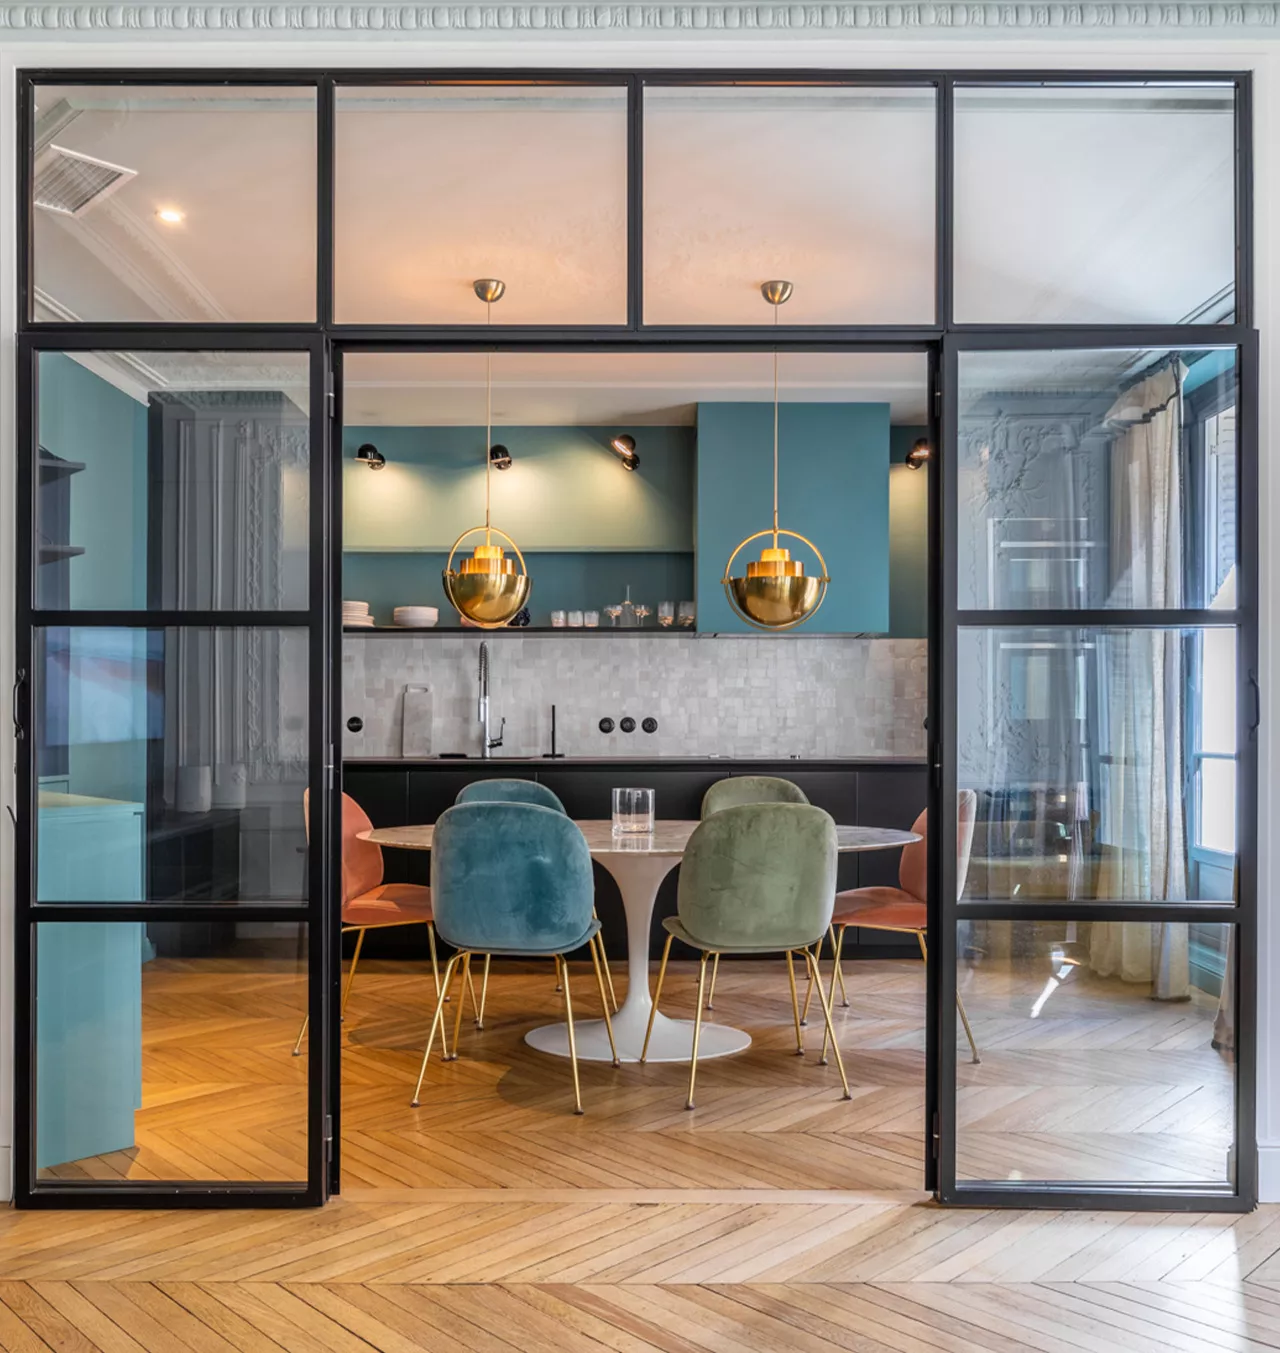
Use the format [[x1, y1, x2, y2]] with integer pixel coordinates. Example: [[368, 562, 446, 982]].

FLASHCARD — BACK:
[[345, 756, 927, 769]]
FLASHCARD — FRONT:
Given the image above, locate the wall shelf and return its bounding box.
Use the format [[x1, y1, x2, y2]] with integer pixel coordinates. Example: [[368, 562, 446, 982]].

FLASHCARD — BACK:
[[344, 625, 696, 636]]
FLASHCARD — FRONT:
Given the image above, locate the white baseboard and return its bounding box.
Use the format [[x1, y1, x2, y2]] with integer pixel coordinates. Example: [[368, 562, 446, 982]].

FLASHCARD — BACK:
[[1258, 1144, 1280, 1203]]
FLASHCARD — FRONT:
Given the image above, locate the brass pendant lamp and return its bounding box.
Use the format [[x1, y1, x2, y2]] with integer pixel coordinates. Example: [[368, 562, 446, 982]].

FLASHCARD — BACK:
[[442, 279, 532, 628], [722, 281, 830, 630]]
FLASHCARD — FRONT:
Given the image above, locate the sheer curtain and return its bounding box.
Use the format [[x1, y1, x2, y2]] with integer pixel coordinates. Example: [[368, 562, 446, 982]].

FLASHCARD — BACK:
[[1090, 362, 1190, 999]]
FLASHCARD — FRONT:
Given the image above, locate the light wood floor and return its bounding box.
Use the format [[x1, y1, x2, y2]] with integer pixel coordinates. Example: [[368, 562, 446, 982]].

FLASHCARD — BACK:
[[9, 954, 1263, 1350]]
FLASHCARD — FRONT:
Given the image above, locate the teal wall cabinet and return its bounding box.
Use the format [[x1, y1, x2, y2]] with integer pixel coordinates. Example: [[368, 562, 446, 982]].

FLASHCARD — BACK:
[[695, 403, 891, 635]]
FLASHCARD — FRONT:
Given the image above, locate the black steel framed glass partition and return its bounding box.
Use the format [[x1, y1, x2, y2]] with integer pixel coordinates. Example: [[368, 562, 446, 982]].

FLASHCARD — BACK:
[[13, 68, 1254, 1209]]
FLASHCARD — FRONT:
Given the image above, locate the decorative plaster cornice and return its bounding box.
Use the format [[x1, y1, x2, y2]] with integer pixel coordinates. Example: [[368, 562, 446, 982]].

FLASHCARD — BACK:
[[0, 2, 1276, 38]]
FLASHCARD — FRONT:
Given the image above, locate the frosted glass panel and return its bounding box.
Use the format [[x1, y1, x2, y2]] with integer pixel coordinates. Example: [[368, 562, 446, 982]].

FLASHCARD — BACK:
[[955, 84, 1236, 324], [31, 85, 317, 323], [644, 85, 935, 325], [336, 85, 628, 324]]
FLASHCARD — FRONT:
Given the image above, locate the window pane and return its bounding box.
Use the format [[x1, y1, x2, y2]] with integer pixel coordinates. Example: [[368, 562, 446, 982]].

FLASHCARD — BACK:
[[35, 627, 309, 904], [957, 348, 1237, 610], [35, 921, 307, 1183], [643, 85, 935, 325], [956, 920, 1235, 1186], [31, 85, 317, 323], [955, 84, 1236, 324], [335, 85, 628, 324], [959, 627, 1237, 904], [1198, 760, 1237, 855], [35, 351, 310, 611]]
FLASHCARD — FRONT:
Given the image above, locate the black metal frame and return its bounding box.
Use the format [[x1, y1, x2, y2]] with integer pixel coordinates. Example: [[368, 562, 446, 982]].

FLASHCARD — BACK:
[[12, 65, 1256, 1211]]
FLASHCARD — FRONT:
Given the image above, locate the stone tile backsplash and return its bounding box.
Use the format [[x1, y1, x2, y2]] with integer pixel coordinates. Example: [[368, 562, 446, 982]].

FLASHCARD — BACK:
[[343, 634, 927, 761]]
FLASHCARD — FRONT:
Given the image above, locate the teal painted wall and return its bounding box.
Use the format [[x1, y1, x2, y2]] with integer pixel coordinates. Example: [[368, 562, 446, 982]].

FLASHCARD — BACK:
[[344, 550, 694, 628], [343, 425, 694, 553], [1184, 348, 1236, 396], [888, 425, 929, 640], [696, 403, 890, 635], [38, 353, 148, 611]]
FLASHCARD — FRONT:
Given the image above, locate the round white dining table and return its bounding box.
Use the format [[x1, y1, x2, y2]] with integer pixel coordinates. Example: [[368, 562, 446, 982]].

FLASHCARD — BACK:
[[362, 817, 921, 1064]]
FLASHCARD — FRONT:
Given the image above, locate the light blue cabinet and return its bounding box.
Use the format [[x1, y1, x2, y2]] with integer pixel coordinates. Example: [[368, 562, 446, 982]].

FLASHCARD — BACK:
[[36, 793, 144, 1172], [695, 403, 891, 635]]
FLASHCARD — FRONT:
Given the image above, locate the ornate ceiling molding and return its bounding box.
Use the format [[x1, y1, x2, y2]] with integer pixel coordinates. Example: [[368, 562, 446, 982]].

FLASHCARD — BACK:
[[0, 2, 1276, 38]]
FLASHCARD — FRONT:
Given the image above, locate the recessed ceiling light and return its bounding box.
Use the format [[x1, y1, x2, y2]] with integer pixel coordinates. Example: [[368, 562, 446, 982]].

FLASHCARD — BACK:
[[156, 207, 184, 225]]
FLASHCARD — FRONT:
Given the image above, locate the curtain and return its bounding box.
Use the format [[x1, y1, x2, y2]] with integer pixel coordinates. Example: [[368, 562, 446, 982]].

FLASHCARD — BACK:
[[1090, 363, 1190, 999]]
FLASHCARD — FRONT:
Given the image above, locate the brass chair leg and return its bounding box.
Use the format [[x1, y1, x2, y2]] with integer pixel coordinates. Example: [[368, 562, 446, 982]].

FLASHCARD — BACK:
[[428, 923, 441, 998], [559, 955, 584, 1115], [916, 931, 980, 1064], [340, 927, 367, 1020], [785, 950, 805, 1055], [641, 934, 674, 1064], [800, 940, 821, 1025], [291, 1014, 309, 1056], [411, 953, 461, 1106], [475, 953, 492, 1029], [706, 953, 720, 1010], [589, 937, 621, 1067], [448, 953, 472, 1062], [686, 951, 711, 1110], [804, 947, 851, 1100], [829, 924, 849, 1007], [592, 908, 619, 1011]]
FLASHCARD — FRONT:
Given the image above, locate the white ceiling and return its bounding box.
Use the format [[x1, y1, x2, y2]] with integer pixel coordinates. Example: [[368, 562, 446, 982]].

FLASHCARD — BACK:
[[30, 83, 1236, 329], [342, 350, 931, 425]]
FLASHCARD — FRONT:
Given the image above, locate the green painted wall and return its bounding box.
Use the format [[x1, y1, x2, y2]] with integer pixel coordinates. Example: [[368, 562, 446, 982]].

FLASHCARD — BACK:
[[343, 425, 694, 553], [696, 403, 890, 635], [344, 550, 694, 628], [889, 424, 929, 639]]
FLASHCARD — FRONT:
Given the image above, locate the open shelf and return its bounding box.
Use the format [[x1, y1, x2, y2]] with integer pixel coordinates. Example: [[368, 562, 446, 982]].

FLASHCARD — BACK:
[[344, 625, 696, 636], [38, 545, 86, 563]]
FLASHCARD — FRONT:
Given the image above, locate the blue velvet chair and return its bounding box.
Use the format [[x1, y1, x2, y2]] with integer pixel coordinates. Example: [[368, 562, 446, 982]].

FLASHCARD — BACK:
[[452, 778, 617, 1021], [456, 779, 566, 813], [412, 802, 618, 1115]]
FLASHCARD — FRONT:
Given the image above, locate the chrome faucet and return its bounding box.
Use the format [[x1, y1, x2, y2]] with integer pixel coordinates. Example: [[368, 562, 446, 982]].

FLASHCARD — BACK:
[[478, 641, 504, 758]]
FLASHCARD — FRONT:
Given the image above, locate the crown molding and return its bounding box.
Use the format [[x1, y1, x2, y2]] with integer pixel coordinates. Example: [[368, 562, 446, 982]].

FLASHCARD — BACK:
[[0, 2, 1276, 39]]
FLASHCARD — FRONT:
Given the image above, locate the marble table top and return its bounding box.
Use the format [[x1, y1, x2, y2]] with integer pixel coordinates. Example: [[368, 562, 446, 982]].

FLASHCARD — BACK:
[[363, 820, 921, 857]]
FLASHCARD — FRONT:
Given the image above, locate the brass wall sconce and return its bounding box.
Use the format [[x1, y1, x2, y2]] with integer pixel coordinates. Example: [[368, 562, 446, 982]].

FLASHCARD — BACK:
[[906, 438, 931, 470], [490, 444, 513, 471], [355, 443, 386, 470], [609, 434, 640, 471]]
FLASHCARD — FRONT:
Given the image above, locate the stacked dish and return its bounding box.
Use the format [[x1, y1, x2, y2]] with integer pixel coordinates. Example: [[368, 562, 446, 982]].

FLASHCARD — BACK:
[[343, 600, 375, 629], [393, 606, 439, 629]]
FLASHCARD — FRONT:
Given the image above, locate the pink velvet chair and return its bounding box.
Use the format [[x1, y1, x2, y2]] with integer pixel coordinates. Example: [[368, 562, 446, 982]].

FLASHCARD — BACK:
[[817, 790, 981, 1063], [292, 791, 437, 1055]]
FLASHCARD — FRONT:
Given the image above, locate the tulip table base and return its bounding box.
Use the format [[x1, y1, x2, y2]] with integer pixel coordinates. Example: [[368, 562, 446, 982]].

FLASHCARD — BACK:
[[525, 834, 753, 1064]]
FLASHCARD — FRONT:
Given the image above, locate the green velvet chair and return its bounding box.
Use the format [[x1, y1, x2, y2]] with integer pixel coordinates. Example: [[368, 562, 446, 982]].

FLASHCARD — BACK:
[[700, 775, 811, 1010], [641, 802, 850, 1110], [452, 778, 616, 1019], [456, 778, 566, 812], [412, 801, 618, 1115]]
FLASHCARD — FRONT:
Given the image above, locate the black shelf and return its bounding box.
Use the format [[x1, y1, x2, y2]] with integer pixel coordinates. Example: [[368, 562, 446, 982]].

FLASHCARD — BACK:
[[38, 544, 85, 562], [37, 453, 85, 479]]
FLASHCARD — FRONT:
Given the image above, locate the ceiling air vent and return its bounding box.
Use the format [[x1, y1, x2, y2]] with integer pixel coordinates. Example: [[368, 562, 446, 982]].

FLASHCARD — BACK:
[[34, 145, 137, 218]]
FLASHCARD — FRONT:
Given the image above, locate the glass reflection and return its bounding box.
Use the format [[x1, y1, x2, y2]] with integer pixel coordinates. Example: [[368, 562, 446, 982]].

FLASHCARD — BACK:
[[957, 348, 1237, 612], [956, 920, 1235, 1186], [36, 351, 310, 613], [36, 921, 307, 1182], [959, 628, 1237, 906], [35, 627, 309, 904]]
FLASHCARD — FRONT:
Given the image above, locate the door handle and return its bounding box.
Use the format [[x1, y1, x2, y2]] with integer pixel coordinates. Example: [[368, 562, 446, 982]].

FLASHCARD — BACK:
[[11, 667, 25, 741], [1249, 669, 1262, 735]]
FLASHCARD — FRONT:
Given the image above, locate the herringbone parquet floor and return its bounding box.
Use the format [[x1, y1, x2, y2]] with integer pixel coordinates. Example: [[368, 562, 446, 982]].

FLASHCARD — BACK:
[[9, 954, 1257, 1350]]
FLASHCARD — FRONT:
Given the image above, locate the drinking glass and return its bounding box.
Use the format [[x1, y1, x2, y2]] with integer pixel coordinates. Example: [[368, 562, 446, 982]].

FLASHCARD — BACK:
[[612, 787, 655, 835], [658, 601, 675, 628], [568, 609, 584, 627], [551, 610, 567, 628], [678, 601, 696, 628], [604, 604, 623, 626], [633, 604, 652, 626], [584, 610, 600, 627]]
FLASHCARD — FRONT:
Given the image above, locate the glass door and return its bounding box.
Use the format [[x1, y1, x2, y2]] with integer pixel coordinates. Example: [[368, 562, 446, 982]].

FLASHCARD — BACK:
[[935, 333, 1257, 1207], [14, 335, 335, 1205]]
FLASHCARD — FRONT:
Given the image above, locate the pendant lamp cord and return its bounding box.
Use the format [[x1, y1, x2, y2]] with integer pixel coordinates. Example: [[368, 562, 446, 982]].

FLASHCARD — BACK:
[[772, 303, 780, 550], [484, 299, 493, 544]]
